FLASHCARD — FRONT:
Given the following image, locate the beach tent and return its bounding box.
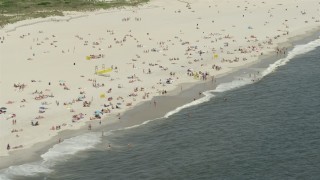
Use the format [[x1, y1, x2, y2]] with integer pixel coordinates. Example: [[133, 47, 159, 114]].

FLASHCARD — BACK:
[[213, 54, 218, 59]]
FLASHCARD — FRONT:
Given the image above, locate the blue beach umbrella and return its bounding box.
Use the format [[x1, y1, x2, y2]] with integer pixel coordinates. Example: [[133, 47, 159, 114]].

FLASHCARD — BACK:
[[94, 110, 102, 115]]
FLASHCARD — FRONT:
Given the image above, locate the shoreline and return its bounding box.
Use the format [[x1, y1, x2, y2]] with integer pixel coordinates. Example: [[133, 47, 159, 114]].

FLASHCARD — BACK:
[[1, 0, 320, 172], [0, 27, 319, 170]]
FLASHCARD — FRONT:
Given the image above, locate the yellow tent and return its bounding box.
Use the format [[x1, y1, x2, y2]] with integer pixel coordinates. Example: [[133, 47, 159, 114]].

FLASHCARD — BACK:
[[86, 56, 91, 60], [213, 54, 218, 59]]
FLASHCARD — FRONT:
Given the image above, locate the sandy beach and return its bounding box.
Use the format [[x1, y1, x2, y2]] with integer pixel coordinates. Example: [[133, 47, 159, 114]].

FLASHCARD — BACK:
[[0, 0, 320, 169]]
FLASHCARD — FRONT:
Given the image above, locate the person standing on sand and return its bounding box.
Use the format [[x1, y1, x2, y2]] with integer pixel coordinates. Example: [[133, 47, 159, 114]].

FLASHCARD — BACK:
[[88, 123, 92, 130], [7, 144, 10, 150]]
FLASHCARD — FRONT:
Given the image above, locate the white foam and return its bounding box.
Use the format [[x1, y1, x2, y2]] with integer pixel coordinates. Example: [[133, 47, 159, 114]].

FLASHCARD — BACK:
[[121, 123, 149, 130], [211, 77, 253, 93], [41, 133, 101, 162], [262, 37, 320, 77], [164, 91, 215, 118], [0, 175, 10, 180], [4, 163, 52, 177], [0, 132, 102, 180]]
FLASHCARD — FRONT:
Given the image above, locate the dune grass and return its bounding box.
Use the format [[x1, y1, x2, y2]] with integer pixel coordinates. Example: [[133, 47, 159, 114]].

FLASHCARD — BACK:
[[0, 0, 149, 27]]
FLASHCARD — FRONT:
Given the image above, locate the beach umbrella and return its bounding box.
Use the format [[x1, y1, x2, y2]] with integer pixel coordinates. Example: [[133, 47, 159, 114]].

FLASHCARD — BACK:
[[94, 110, 102, 115]]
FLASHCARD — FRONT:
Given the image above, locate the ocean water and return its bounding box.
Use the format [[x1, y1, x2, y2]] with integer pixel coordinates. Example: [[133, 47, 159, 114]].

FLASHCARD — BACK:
[[1, 38, 320, 180]]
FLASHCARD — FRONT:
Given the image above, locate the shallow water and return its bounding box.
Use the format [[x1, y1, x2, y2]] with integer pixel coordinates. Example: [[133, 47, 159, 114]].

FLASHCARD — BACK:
[[1, 41, 320, 180]]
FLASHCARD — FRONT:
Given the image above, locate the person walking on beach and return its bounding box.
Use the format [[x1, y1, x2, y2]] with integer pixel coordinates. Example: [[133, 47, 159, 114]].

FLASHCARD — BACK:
[[7, 144, 10, 150], [88, 123, 92, 130]]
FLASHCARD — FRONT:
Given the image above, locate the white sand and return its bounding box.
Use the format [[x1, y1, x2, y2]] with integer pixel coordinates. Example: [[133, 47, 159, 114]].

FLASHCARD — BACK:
[[0, 0, 319, 157]]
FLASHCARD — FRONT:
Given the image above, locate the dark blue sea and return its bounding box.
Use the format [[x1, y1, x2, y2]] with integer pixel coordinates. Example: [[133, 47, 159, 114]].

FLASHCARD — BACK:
[[1, 38, 320, 180]]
